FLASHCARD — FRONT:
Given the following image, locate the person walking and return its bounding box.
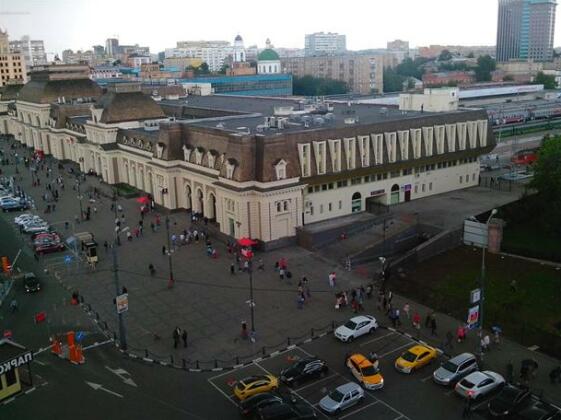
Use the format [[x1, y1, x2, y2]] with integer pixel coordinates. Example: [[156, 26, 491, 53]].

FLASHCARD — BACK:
[[181, 330, 188, 348], [457, 324, 466, 343], [430, 316, 438, 336], [412, 312, 422, 338], [162, 245, 167, 255], [403, 303, 410, 320], [173, 327, 180, 348], [103, 240, 109, 253], [462, 397, 472, 418], [230, 262, 235, 275]]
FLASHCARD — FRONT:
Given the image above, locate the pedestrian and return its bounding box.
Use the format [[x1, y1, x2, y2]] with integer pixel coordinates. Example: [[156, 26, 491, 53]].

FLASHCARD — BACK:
[[412, 312, 422, 338], [182, 330, 188, 348], [258, 258, 264, 271], [462, 397, 472, 418], [328, 272, 336, 288], [510, 279, 517, 293], [403, 302, 410, 320], [445, 331, 454, 350], [457, 324, 466, 343], [430, 316, 438, 336], [279, 267, 285, 281], [230, 262, 235, 275], [425, 311, 433, 328], [103, 240, 109, 253], [162, 245, 167, 255], [173, 327, 180, 348], [10, 298, 18, 312]]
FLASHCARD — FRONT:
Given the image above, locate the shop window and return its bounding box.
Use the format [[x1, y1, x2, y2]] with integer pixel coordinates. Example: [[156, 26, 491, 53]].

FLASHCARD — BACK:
[[307, 187, 313, 194], [328, 183, 334, 190], [5, 368, 17, 386]]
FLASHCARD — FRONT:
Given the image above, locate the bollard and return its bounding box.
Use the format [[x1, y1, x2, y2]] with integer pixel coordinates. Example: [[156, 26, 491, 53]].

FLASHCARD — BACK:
[[196, 360, 200, 369], [235, 356, 239, 365], [262, 347, 266, 356], [103, 321, 108, 330], [214, 359, 218, 368], [182, 358, 187, 369], [170, 355, 174, 365], [331, 320, 335, 331], [311, 328, 315, 337], [287, 337, 291, 346], [95, 312, 100, 320], [145, 349, 149, 358], [113, 332, 117, 341]]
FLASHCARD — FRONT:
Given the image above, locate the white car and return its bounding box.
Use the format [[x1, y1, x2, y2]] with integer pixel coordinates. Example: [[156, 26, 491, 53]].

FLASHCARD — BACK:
[[15, 214, 42, 225], [334, 315, 378, 342], [455, 370, 505, 400], [23, 222, 50, 233]]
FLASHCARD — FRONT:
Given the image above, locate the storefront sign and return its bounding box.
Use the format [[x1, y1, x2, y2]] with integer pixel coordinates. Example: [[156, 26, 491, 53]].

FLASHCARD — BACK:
[[370, 189, 385, 197], [467, 305, 480, 329], [0, 351, 33, 375], [402, 184, 412, 192]]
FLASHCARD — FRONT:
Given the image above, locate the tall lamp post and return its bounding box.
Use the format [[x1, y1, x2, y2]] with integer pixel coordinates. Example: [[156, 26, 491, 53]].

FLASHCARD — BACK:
[[248, 259, 255, 336], [75, 177, 83, 221], [165, 216, 175, 289], [478, 208, 498, 356], [112, 193, 127, 350]]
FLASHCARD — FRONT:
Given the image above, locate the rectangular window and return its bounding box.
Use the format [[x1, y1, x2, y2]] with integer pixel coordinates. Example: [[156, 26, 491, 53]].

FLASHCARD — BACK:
[[390, 171, 400, 178], [338, 200, 342, 209], [363, 176, 370, 183], [322, 184, 328, 191], [314, 185, 320, 192], [422, 184, 426, 192], [337, 180, 347, 188], [351, 177, 362, 185], [328, 183, 334, 190], [5, 368, 17, 386], [429, 182, 433, 191], [403, 168, 412, 175], [328, 203, 332, 211], [459, 176, 463, 184], [383, 173, 388, 180], [307, 187, 313, 194]]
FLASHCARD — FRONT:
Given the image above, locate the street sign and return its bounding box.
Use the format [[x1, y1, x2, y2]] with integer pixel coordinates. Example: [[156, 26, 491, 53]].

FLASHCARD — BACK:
[[470, 288, 482, 304], [463, 219, 489, 248], [467, 305, 480, 329], [115, 293, 128, 314]]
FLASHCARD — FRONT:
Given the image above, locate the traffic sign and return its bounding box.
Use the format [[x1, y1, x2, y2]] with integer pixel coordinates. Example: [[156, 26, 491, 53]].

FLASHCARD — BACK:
[[116, 293, 128, 314], [470, 288, 482, 304], [467, 305, 480, 329]]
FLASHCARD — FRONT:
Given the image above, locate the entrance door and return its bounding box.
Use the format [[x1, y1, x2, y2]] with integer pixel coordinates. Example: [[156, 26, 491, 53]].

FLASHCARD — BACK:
[[228, 218, 235, 236], [390, 184, 400, 205], [405, 190, 411, 202], [351, 192, 362, 213]]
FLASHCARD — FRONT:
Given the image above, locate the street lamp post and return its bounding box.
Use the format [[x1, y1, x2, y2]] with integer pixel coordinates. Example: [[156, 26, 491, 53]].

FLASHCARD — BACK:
[[478, 208, 498, 356], [248, 260, 255, 335], [165, 216, 175, 289], [111, 194, 127, 350], [76, 177, 83, 221]]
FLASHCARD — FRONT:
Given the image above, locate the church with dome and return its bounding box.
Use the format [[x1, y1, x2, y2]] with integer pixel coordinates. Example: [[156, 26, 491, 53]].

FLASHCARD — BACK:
[[257, 39, 281, 74]]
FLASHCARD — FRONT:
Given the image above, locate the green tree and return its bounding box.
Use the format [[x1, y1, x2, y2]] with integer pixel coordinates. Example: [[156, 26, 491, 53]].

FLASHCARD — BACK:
[[530, 136, 561, 234], [438, 49, 453, 61], [293, 76, 348, 96], [195, 62, 210, 75], [383, 67, 406, 92], [467, 52, 475, 58], [533, 72, 557, 89], [218, 64, 229, 74], [475, 55, 496, 82]]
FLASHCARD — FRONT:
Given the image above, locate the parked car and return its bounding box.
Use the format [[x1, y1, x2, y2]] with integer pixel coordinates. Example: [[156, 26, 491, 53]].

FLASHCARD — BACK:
[[34, 232, 64, 255], [23, 272, 41, 293], [23, 222, 49, 234], [280, 357, 328, 387], [513, 400, 561, 420], [488, 383, 532, 417], [1, 197, 28, 212], [455, 370, 505, 400], [233, 375, 279, 401], [346, 353, 384, 390], [334, 315, 378, 342], [319, 382, 364, 414], [239, 393, 283, 417], [257, 401, 317, 420], [14, 214, 41, 225], [395, 345, 438, 374], [433, 353, 478, 386]]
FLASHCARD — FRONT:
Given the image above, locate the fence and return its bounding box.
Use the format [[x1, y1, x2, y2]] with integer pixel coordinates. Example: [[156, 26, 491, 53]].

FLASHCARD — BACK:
[[479, 176, 528, 194]]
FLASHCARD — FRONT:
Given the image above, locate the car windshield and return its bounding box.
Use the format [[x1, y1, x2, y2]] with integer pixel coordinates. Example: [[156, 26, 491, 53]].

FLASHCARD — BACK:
[[441, 361, 459, 372], [328, 389, 345, 402], [344, 321, 357, 330], [361, 365, 379, 376], [401, 351, 417, 362]]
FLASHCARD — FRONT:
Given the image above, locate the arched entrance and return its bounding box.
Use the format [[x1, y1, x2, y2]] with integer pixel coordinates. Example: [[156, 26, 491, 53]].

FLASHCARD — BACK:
[[195, 188, 204, 215], [390, 184, 400, 205], [206, 193, 216, 221], [351, 192, 362, 213], [147, 172, 153, 194], [184, 184, 192, 211]]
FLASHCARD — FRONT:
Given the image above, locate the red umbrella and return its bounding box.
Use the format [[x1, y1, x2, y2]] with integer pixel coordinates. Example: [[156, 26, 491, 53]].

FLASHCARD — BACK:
[[237, 237, 257, 247], [136, 196, 151, 205]]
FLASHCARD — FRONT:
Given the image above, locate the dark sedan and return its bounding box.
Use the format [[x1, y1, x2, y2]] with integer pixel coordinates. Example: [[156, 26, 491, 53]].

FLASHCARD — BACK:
[[488, 383, 532, 417], [239, 392, 283, 417], [280, 357, 328, 387]]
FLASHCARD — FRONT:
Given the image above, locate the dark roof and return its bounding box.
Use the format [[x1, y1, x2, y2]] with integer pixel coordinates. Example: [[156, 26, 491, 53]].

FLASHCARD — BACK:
[[95, 91, 166, 123], [49, 103, 92, 129], [0, 338, 27, 362], [0, 83, 24, 101], [17, 79, 103, 104]]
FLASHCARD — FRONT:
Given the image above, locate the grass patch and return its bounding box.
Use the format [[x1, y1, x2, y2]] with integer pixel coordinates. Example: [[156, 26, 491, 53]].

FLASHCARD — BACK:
[[392, 246, 561, 357], [502, 223, 561, 262], [114, 183, 140, 198]]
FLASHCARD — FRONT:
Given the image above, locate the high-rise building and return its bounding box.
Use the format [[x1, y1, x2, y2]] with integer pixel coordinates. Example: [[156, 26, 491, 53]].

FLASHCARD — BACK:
[[0, 29, 27, 87], [105, 38, 119, 57], [166, 38, 240, 72], [281, 54, 384, 94], [9, 35, 47, 67], [496, 0, 557, 62], [304, 32, 346, 56]]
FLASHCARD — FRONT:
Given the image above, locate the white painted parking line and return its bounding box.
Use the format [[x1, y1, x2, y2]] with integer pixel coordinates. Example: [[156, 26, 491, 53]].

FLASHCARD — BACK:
[[445, 389, 455, 396], [253, 361, 274, 375], [294, 374, 338, 392], [471, 398, 489, 411], [359, 332, 396, 347], [296, 345, 314, 357], [420, 374, 433, 382], [206, 378, 238, 408], [338, 400, 380, 419], [376, 399, 412, 420], [378, 342, 412, 358]]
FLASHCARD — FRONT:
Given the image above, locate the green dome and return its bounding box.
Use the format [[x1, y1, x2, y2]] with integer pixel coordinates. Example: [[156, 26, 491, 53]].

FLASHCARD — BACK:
[[258, 49, 280, 61]]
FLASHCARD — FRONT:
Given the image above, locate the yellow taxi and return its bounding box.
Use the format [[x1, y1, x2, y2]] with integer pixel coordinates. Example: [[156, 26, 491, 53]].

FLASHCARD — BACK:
[[394, 344, 438, 374], [346, 353, 384, 390], [233, 374, 279, 401]]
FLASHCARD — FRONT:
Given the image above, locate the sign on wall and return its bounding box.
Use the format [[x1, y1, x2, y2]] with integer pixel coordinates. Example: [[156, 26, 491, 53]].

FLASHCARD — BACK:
[[0, 351, 33, 375]]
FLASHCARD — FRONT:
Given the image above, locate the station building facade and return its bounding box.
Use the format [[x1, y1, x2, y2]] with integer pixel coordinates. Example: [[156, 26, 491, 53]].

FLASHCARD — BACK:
[[0, 65, 494, 245]]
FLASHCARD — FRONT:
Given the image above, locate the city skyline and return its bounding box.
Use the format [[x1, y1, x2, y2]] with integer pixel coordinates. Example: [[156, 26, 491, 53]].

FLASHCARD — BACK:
[[3, 0, 561, 57]]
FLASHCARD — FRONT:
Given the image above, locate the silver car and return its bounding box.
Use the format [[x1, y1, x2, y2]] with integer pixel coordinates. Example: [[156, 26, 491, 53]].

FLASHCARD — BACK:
[[319, 382, 364, 414], [455, 370, 505, 400], [433, 352, 478, 386]]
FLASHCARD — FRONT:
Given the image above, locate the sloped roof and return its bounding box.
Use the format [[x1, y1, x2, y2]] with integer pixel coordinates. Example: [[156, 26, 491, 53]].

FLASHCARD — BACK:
[[17, 79, 103, 104], [94, 91, 166, 123]]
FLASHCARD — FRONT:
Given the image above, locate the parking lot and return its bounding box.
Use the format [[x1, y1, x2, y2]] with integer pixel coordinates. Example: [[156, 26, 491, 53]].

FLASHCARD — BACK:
[[207, 327, 513, 419]]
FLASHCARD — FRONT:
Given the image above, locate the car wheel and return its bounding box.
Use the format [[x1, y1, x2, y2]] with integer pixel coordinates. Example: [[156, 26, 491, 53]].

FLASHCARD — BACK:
[[347, 336, 353, 343]]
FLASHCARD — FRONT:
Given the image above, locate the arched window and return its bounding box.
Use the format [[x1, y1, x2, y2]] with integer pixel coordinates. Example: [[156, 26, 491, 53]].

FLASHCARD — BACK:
[[351, 192, 362, 213]]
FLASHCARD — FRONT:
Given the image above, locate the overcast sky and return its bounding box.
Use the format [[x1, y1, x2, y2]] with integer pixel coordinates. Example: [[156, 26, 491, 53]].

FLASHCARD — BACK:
[[1, 0, 560, 55]]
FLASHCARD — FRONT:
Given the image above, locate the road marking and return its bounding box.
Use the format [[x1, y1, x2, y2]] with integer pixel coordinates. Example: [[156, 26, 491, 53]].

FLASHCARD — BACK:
[[33, 360, 47, 366], [376, 399, 412, 420], [294, 374, 338, 392], [296, 345, 314, 357], [85, 381, 123, 398], [421, 374, 433, 382], [105, 366, 137, 387], [83, 339, 114, 351], [339, 400, 379, 419], [359, 332, 396, 347], [379, 342, 412, 358], [445, 389, 455, 396], [206, 377, 238, 407]]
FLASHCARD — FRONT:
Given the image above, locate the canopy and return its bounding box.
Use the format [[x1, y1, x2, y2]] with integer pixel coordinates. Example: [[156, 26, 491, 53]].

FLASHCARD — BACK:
[[136, 196, 151, 204], [237, 237, 257, 247]]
